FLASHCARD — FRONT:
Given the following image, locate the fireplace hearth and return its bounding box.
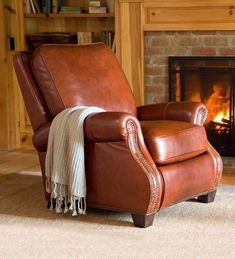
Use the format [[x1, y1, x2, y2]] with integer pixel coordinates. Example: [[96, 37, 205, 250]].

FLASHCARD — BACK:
[[169, 56, 235, 156]]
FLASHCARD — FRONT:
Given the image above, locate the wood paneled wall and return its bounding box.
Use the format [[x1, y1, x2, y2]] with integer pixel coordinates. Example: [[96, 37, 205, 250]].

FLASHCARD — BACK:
[[0, 1, 9, 149], [0, 1, 21, 149]]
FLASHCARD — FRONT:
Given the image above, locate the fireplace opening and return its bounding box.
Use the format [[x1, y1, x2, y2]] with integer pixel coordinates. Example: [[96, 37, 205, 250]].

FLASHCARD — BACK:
[[169, 56, 235, 156]]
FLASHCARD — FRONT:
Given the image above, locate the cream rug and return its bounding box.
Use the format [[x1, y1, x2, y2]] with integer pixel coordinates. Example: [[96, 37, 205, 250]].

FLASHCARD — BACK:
[[0, 171, 234, 259]]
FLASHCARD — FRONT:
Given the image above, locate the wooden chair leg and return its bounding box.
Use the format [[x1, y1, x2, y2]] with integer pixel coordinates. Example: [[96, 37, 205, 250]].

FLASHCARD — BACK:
[[198, 190, 217, 203], [131, 213, 155, 228]]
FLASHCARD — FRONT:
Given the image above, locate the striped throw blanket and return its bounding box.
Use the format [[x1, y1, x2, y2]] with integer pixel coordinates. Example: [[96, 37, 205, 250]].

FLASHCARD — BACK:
[[45, 106, 104, 216]]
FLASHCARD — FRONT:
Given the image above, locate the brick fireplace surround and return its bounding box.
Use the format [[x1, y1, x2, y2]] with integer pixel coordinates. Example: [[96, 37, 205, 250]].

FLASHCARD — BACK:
[[144, 31, 235, 104]]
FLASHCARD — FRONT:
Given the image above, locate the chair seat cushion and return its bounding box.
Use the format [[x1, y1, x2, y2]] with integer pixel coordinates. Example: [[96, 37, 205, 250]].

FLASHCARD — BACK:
[[140, 120, 208, 165]]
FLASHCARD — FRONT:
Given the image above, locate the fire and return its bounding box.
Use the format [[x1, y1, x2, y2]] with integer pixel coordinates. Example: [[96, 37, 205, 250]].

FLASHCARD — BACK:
[[205, 83, 230, 124], [212, 109, 230, 133], [213, 113, 224, 123], [204, 82, 230, 134], [213, 110, 229, 123]]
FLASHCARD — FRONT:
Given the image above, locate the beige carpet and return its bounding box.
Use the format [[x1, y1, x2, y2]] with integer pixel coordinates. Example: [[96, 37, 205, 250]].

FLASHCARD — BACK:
[[0, 171, 234, 259]]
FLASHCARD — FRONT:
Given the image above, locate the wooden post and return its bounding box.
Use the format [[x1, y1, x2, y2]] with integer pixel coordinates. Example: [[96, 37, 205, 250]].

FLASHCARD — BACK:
[[0, 0, 25, 149], [0, 1, 10, 149], [117, 0, 144, 106]]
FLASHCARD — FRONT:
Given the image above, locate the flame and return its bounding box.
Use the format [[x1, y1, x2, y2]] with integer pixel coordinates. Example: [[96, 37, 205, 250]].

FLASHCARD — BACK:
[[205, 83, 229, 124], [213, 113, 224, 123], [213, 110, 229, 123]]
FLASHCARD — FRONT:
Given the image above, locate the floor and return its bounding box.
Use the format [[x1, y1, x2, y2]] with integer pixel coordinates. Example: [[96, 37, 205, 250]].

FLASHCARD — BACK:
[[220, 156, 235, 185], [0, 149, 40, 177], [0, 150, 234, 259], [0, 149, 234, 185]]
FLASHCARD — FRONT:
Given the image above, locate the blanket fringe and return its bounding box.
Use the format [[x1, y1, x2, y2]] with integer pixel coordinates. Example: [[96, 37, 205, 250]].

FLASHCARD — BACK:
[[47, 178, 86, 216]]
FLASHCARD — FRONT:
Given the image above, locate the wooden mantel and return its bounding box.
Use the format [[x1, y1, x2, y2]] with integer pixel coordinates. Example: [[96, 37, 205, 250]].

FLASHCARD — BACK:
[[117, 0, 235, 106]]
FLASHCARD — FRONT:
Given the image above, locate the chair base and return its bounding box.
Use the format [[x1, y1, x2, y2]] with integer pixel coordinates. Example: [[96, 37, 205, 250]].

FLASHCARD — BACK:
[[198, 190, 216, 203], [131, 213, 155, 228]]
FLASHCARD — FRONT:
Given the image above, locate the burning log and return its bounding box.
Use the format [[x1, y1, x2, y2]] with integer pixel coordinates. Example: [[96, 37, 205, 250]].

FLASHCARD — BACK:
[[221, 118, 230, 124], [209, 120, 230, 135], [210, 121, 229, 128]]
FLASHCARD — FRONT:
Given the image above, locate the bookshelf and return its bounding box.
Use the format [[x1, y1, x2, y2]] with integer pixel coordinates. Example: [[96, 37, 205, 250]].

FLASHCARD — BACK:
[[24, 0, 115, 48]]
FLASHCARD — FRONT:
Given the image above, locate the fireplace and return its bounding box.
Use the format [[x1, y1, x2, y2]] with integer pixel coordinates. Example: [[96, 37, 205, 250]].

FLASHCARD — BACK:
[[169, 56, 235, 156]]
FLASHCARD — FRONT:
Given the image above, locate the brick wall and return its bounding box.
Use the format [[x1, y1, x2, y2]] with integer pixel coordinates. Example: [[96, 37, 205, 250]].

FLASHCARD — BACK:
[[144, 31, 235, 104]]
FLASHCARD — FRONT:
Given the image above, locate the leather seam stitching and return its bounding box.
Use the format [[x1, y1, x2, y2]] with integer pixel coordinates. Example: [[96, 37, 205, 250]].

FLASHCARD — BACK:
[[126, 120, 160, 213]]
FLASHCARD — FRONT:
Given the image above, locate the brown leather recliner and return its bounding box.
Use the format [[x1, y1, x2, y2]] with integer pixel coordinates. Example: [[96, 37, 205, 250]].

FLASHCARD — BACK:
[[13, 43, 223, 228]]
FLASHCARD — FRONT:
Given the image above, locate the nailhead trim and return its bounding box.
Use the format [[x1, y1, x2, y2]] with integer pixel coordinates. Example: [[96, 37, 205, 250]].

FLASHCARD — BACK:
[[126, 120, 160, 213]]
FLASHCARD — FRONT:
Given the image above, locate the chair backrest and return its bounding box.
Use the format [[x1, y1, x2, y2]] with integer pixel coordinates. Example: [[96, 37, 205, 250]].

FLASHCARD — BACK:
[[31, 43, 137, 117], [13, 44, 137, 133]]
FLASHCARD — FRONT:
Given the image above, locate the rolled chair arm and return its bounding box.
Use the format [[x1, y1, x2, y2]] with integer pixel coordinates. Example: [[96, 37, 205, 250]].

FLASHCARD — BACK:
[[85, 110, 158, 172], [33, 112, 134, 152], [137, 102, 208, 126], [84, 110, 159, 172], [84, 111, 136, 142]]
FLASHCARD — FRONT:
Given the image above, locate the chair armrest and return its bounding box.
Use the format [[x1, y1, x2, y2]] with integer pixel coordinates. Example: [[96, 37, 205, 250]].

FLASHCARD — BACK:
[[33, 122, 51, 152], [84, 110, 158, 180], [137, 102, 208, 126], [84, 111, 137, 142]]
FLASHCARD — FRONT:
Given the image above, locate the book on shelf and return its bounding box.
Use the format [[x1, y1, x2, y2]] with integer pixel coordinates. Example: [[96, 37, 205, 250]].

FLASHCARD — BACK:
[[60, 6, 82, 13], [107, 0, 115, 13], [52, 0, 59, 13], [28, 0, 41, 13], [77, 32, 93, 45], [111, 33, 116, 52], [41, 0, 47, 13], [89, 1, 100, 7], [88, 1, 105, 7], [29, 0, 36, 13], [41, 0, 52, 13], [51, 1, 81, 14], [88, 6, 107, 14], [26, 0, 32, 13], [100, 31, 114, 48], [33, 0, 41, 13]]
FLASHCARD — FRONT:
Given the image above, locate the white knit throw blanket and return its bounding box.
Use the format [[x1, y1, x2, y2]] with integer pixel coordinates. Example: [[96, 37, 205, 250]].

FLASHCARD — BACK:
[[45, 106, 104, 216]]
